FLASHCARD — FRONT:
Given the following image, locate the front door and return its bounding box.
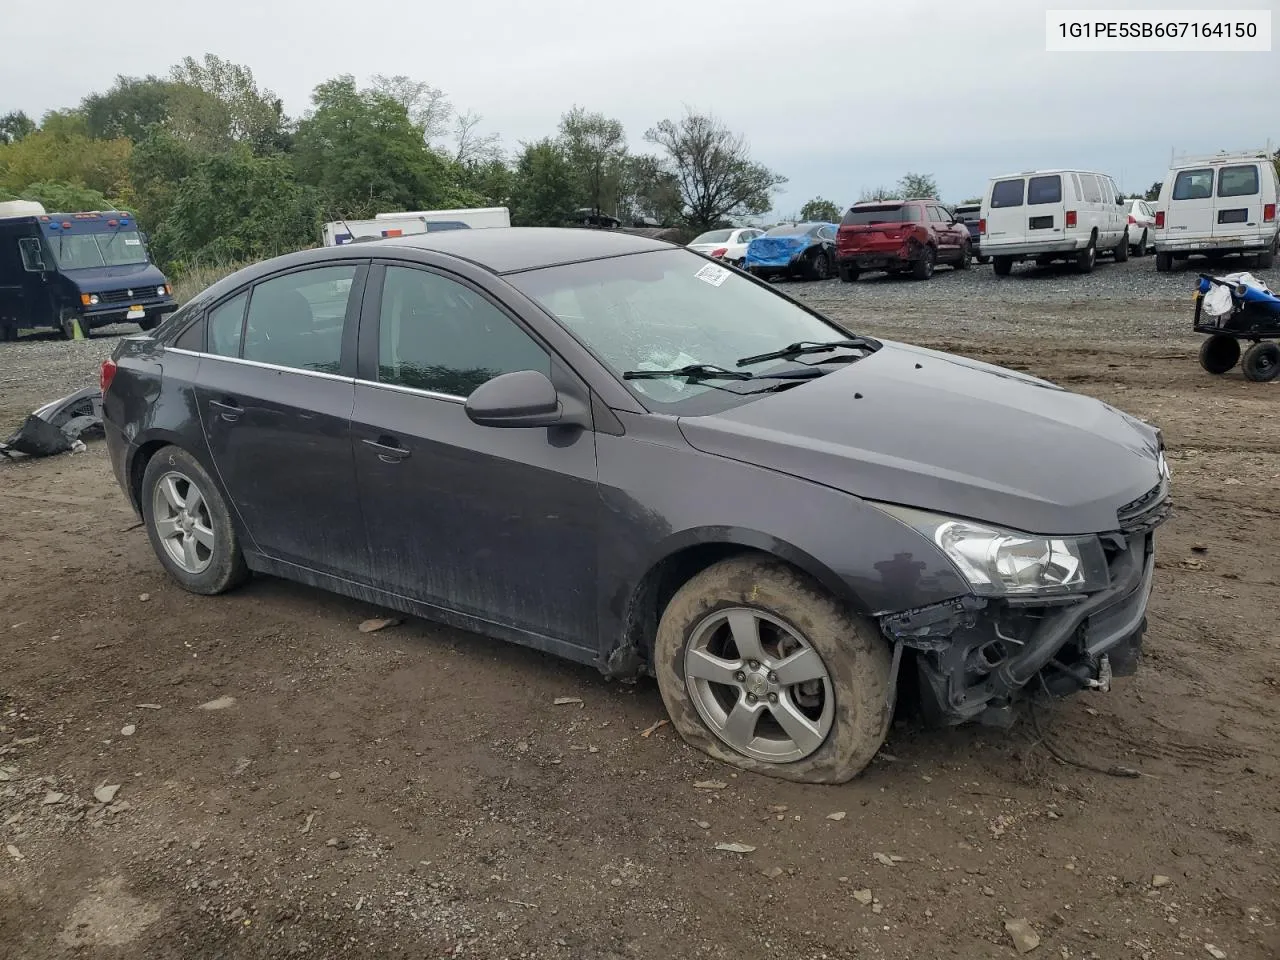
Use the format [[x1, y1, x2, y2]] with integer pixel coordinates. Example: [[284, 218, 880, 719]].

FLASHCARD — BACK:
[[350, 262, 600, 650], [195, 262, 371, 579]]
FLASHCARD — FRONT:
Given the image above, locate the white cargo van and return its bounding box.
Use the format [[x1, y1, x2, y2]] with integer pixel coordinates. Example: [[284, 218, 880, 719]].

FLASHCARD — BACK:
[[980, 170, 1128, 276], [1152, 151, 1278, 272], [321, 206, 511, 246]]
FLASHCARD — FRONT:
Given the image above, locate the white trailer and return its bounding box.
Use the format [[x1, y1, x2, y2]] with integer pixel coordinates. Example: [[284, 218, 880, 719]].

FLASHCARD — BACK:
[[322, 206, 510, 246]]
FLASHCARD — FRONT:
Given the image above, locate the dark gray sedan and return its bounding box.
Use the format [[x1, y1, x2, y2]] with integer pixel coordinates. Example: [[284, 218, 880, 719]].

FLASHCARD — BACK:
[[100, 228, 1169, 783]]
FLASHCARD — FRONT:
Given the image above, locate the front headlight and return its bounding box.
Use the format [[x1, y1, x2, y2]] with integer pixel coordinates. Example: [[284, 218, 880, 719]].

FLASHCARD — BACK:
[[156, 285, 166, 297], [881, 505, 1110, 597]]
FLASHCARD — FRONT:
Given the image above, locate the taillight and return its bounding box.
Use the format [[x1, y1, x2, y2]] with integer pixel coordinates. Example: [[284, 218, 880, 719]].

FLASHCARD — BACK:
[[100, 360, 117, 394], [1265, 203, 1276, 222], [710, 247, 728, 258], [1065, 210, 1078, 228], [978, 218, 986, 234], [1155, 210, 1165, 228], [1127, 214, 1135, 224]]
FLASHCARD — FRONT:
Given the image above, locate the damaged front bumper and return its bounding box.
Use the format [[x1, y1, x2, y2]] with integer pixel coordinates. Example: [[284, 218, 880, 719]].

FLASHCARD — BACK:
[[881, 528, 1159, 727]]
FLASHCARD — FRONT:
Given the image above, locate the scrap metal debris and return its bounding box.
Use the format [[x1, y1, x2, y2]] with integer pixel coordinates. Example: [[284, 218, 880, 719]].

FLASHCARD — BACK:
[[639, 718, 669, 738], [0, 386, 103, 460]]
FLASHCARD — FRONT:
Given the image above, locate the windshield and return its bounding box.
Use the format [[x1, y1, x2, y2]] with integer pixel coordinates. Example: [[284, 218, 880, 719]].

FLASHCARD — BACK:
[[841, 205, 918, 225], [509, 249, 854, 414], [691, 230, 733, 244], [43, 227, 149, 269]]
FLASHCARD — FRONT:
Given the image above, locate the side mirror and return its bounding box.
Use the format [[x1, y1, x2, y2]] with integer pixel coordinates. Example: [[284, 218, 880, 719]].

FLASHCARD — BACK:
[[465, 370, 587, 429]]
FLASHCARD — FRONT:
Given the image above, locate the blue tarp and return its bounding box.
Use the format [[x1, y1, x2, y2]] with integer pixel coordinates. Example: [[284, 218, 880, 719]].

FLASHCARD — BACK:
[[744, 224, 836, 269]]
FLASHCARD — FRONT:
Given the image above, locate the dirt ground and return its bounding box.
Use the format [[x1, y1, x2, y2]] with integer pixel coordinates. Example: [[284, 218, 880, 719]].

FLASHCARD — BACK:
[[1, 292, 1278, 959]]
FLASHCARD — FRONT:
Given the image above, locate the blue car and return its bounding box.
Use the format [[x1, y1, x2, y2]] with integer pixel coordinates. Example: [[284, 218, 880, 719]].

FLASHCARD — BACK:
[[744, 222, 838, 281]]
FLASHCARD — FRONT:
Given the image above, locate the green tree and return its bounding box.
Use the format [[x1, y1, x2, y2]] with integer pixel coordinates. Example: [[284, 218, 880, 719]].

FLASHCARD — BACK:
[[1145, 181, 1162, 201], [0, 127, 133, 200], [0, 181, 120, 212], [292, 76, 452, 216], [619, 154, 682, 225], [163, 148, 323, 266], [559, 106, 627, 217], [960, 196, 982, 204], [897, 172, 938, 199], [169, 54, 286, 153], [129, 130, 201, 240], [0, 111, 35, 145], [509, 138, 576, 226], [81, 76, 176, 141], [644, 109, 785, 228], [857, 185, 902, 201], [800, 197, 841, 223]]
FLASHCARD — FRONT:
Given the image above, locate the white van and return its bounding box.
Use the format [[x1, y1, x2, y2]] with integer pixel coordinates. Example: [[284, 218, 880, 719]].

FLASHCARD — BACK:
[[1152, 151, 1278, 272], [321, 206, 511, 246], [980, 170, 1128, 276]]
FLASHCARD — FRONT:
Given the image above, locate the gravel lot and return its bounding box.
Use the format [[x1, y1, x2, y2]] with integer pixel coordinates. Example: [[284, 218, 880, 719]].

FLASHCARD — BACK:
[[1, 254, 1278, 960]]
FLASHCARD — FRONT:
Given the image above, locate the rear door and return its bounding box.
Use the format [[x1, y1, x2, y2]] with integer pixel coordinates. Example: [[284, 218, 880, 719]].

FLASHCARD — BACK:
[[1026, 174, 1063, 241], [1165, 167, 1215, 241], [195, 261, 372, 578], [1212, 163, 1262, 244], [926, 205, 954, 259], [985, 177, 1027, 245]]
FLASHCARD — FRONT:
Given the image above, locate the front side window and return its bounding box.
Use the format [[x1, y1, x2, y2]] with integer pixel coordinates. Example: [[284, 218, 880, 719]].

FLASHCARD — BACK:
[[242, 265, 356, 373], [510, 248, 854, 414], [990, 180, 1024, 208], [207, 292, 248, 358], [1218, 164, 1260, 198], [1172, 169, 1213, 201], [1028, 175, 1063, 205], [377, 266, 549, 398]]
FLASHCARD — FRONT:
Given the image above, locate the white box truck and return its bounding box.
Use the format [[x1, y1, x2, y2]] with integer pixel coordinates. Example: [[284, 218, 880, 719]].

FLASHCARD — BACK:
[[322, 206, 510, 246]]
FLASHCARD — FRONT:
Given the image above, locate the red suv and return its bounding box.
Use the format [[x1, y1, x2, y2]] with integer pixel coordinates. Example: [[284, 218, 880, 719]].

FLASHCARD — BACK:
[[836, 199, 972, 281]]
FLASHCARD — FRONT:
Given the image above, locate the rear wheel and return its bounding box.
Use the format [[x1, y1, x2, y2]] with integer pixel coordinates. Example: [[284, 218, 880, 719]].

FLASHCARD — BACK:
[[911, 245, 936, 280], [1258, 236, 1277, 270], [1242, 341, 1280, 382], [653, 556, 893, 783], [1199, 334, 1240, 374], [1076, 237, 1097, 273], [992, 256, 1013, 276], [1133, 229, 1148, 256], [141, 446, 250, 595], [976, 254, 990, 265], [955, 242, 971, 270], [1114, 231, 1129, 262], [807, 251, 831, 281], [838, 263, 859, 283], [1156, 252, 1173, 272]]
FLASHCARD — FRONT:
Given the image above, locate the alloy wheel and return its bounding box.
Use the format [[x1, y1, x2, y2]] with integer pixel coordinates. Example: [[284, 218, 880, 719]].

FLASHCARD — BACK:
[[151, 470, 216, 574], [684, 607, 834, 763]]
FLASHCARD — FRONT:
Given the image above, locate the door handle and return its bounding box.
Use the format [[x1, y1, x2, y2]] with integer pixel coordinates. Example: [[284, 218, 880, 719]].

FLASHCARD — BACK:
[[362, 436, 411, 463], [208, 398, 243, 422]]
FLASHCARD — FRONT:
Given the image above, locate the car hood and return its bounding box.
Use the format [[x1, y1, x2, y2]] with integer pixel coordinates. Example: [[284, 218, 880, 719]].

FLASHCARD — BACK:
[[62, 262, 167, 292], [677, 341, 1163, 535]]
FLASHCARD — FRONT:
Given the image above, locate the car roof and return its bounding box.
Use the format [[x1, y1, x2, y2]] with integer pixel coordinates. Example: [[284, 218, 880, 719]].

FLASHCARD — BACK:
[[368, 226, 674, 274]]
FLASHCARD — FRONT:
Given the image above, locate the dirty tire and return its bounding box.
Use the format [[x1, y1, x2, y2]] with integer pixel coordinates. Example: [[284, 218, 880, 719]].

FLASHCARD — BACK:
[[1133, 229, 1148, 256], [0, 325, 16, 342], [1114, 231, 1129, 262], [1198, 334, 1240, 374], [1076, 237, 1097, 273], [955, 242, 971, 270], [976, 254, 990, 265], [838, 263, 859, 283], [807, 251, 831, 281], [653, 555, 893, 784], [911, 245, 936, 280], [992, 256, 1013, 276], [1241, 341, 1280, 382], [1156, 252, 1173, 273], [141, 445, 250, 595], [1258, 236, 1277, 270]]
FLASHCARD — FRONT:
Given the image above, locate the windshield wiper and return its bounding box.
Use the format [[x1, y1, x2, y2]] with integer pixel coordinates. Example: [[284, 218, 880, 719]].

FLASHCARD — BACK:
[[623, 363, 754, 382], [737, 337, 875, 367]]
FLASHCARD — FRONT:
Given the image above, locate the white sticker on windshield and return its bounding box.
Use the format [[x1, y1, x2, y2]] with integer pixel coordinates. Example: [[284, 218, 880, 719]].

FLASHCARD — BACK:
[[694, 263, 730, 287], [124, 237, 141, 245]]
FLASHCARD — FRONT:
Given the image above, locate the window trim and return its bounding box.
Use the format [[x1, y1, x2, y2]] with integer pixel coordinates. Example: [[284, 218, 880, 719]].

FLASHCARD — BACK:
[[357, 259, 561, 402], [205, 288, 250, 359], [166, 347, 357, 384]]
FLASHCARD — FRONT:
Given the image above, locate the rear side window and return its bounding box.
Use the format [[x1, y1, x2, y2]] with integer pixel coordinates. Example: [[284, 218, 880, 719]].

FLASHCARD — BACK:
[[1172, 169, 1213, 200], [1027, 176, 1062, 205], [1217, 165, 1260, 198], [207, 292, 248, 358], [989, 180, 1024, 208], [242, 266, 357, 373], [1081, 175, 1102, 203]]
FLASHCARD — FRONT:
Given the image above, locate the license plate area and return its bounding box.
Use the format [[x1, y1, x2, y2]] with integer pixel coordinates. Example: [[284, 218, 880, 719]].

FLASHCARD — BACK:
[[1217, 209, 1248, 224], [1029, 215, 1054, 230], [126, 306, 145, 319]]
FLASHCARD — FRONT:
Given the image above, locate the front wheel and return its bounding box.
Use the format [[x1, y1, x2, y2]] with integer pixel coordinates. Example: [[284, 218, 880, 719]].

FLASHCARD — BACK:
[[976, 254, 991, 265], [653, 556, 893, 784], [807, 251, 831, 281], [955, 242, 972, 270], [1076, 238, 1097, 273], [141, 446, 250, 595], [992, 256, 1013, 276], [1242, 341, 1280, 382], [1114, 231, 1129, 262]]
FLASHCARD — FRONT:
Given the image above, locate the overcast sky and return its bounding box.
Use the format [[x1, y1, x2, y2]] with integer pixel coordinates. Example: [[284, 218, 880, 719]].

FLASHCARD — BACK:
[[4, 0, 1276, 215]]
